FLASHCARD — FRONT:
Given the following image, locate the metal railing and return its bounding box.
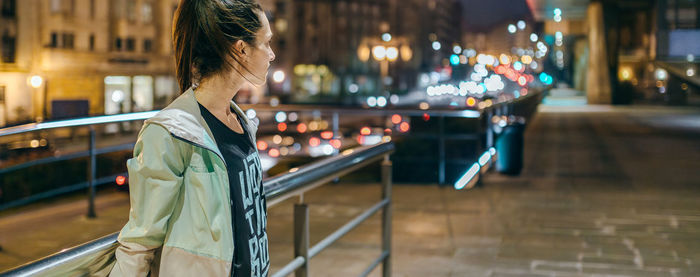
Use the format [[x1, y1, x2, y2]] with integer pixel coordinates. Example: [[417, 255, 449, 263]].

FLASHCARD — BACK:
[[0, 90, 539, 211], [652, 61, 700, 105], [244, 106, 481, 185], [1, 142, 395, 277], [655, 60, 699, 87], [241, 88, 541, 186], [0, 88, 543, 276], [0, 111, 158, 215]]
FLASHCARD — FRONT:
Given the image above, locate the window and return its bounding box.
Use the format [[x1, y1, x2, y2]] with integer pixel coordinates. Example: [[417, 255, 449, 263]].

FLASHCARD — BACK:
[[1, 0, 16, 17], [104, 76, 132, 116], [90, 0, 95, 19], [2, 33, 16, 63], [155, 76, 176, 108], [49, 32, 58, 48], [68, 0, 75, 16], [127, 0, 137, 22], [62, 33, 74, 49], [45, 32, 75, 49], [0, 85, 5, 126], [126, 38, 135, 52], [143, 39, 152, 53], [50, 0, 74, 15], [89, 34, 95, 51], [142, 2, 153, 23], [114, 37, 122, 51], [111, 0, 124, 18], [50, 0, 61, 13], [132, 76, 154, 112]]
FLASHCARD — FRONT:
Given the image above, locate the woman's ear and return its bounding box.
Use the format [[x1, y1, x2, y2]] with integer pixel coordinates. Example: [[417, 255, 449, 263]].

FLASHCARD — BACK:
[[234, 40, 247, 57]]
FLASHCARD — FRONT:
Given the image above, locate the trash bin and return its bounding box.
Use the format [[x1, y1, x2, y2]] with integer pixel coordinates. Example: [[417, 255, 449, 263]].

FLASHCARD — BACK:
[[495, 122, 524, 175]]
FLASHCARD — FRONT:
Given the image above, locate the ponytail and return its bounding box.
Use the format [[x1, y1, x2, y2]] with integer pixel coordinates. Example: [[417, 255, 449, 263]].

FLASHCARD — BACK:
[[173, 0, 263, 93]]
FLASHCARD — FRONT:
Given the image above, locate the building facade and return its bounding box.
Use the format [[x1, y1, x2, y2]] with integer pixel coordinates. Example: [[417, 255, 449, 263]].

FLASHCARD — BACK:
[[268, 0, 463, 103], [0, 0, 180, 127], [0, 0, 467, 126]]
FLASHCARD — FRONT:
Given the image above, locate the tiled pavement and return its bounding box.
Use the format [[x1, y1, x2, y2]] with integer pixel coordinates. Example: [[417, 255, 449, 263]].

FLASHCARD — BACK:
[[2, 105, 700, 276]]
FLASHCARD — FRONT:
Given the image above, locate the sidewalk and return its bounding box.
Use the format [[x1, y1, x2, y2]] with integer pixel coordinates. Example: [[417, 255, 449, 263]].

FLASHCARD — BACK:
[[2, 105, 700, 276]]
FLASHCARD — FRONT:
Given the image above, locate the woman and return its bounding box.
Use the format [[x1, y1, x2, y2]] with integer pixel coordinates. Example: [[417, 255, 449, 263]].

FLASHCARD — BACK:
[[110, 0, 275, 276]]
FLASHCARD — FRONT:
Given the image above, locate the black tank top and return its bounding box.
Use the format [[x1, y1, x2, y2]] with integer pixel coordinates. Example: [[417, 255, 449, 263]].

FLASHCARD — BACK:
[[198, 103, 269, 277]]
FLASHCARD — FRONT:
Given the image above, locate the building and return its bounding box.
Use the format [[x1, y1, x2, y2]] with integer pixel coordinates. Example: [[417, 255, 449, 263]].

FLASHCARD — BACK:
[[0, 0, 469, 126], [267, 0, 389, 103], [0, 0, 180, 127], [268, 0, 463, 103], [528, 0, 699, 104]]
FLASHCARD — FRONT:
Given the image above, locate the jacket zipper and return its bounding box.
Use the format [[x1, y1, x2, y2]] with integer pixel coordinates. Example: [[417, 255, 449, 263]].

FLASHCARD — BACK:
[[171, 133, 235, 264]]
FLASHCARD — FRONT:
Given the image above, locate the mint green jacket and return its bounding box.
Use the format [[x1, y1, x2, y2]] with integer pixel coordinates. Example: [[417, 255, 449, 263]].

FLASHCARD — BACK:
[[109, 88, 259, 276]]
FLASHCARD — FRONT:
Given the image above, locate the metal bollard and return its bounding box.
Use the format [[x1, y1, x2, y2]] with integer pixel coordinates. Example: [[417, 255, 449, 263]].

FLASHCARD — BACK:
[[332, 112, 340, 183], [293, 203, 309, 277], [87, 125, 97, 218], [486, 109, 494, 149], [438, 116, 445, 185], [381, 155, 392, 277]]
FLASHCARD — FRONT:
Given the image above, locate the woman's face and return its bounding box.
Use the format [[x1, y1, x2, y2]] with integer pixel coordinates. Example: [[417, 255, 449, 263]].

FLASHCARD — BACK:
[[241, 11, 275, 86]]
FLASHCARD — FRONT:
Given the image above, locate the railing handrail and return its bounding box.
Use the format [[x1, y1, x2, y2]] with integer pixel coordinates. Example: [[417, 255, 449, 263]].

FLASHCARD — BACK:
[[0, 111, 159, 137], [655, 60, 700, 87], [0, 98, 550, 138], [1, 141, 395, 277], [0, 87, 549, 138], [241, 105, 483, 118], [487, 86, 542, 110], [0, 108, 481, 139]]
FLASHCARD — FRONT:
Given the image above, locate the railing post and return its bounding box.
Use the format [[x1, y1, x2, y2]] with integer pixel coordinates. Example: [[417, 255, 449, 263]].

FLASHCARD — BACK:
[[332, 112, 340, 183], [486, 109, 494, 149], [87, 125, 97, 218], [381, 155, 392, 277], [294, 203, 309, 277], [332, 112, 339, 143], [438, 115, 445, 185]]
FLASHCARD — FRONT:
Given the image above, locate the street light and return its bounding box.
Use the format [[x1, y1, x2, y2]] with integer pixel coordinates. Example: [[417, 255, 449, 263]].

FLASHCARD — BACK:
[[382, 33, 392, 42], [372, 45, 387, 60], [30, 75, 43, 88], [386, 47, 399, 61], [400, 45, 413, 61], [28, 75, 46, 121], [357, 45, 371, 62], [358, 35, 413, 102], [432, 41, 441, 51], [507, 24, 517, 34], [530, 33, 538, 42], [272, 70, 286, 83]]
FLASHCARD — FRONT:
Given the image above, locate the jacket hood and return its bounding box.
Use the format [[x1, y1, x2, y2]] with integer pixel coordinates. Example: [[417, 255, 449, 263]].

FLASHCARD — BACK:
[[144, 87, 258, 159]]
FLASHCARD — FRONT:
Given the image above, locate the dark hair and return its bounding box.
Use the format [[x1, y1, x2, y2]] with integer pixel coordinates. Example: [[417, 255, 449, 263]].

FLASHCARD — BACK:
[[173, 0, 263, 92]]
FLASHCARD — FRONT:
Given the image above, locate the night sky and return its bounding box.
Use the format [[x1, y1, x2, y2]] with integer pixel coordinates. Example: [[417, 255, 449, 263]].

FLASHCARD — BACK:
[[460, 0, 533, 31]]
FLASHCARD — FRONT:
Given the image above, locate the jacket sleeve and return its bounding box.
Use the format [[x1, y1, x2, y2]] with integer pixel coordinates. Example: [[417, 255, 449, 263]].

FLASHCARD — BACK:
[[110, 124, 186, 276]]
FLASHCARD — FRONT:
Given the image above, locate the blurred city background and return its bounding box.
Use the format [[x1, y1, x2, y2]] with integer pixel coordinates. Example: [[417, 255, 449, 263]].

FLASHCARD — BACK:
[[0, 0, 697, 124], [0, 0, 700, 276]]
